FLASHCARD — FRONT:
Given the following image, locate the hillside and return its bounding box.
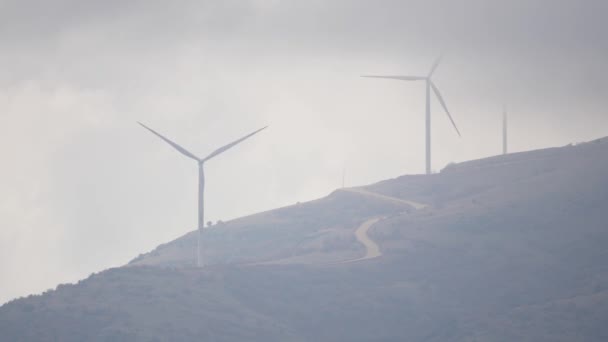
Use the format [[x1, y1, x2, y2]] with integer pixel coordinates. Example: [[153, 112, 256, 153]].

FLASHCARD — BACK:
[[2, 137, 608, 341]]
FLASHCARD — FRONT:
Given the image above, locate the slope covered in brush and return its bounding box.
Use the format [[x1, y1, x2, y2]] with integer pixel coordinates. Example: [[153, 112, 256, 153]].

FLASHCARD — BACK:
[[2, 137, 608, 341]]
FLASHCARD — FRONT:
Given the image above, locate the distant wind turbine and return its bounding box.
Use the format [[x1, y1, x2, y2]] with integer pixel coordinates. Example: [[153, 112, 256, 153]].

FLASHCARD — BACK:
[[503, 105, 508, 155], [362, 55, 461, 174], [139, 122, 267, 267]]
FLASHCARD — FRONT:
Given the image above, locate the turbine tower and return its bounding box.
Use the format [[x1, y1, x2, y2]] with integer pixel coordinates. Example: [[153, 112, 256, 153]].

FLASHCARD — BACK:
[[139, 122, 267, 267], [362, 56, 460, 174], [502, 105, 508, 155]]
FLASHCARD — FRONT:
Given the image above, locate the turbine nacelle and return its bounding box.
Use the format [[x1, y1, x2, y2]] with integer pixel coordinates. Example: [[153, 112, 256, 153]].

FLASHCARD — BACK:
[[361, 55, 460, 174], [360, 55, 460, 137], [138, 122, 268, 164], [139, 121, 267, 268]]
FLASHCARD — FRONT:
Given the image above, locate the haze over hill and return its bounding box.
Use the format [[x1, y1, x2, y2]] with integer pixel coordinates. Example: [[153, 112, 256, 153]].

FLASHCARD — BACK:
[[2, 137, 608, 341], [2, 0, 608, 308]]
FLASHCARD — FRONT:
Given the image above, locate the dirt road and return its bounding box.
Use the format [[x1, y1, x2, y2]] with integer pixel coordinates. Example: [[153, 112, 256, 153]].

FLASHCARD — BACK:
[[340, 187, 428, 210], [339, 188, 428, 263]]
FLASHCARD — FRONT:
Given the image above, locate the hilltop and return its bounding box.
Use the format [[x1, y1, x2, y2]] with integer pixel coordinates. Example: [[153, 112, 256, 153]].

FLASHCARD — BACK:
[[2, 137, 608, 341]]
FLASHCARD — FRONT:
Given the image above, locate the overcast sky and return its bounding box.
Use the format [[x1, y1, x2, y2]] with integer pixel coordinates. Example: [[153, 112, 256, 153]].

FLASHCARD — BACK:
[[1, 0, 606, 304]]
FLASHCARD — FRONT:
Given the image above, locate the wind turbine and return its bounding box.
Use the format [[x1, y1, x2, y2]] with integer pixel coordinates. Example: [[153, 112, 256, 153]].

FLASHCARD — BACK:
[[362, 56, 461, 174], [138, 122, 267, 267], [502, 105, 508, 155]]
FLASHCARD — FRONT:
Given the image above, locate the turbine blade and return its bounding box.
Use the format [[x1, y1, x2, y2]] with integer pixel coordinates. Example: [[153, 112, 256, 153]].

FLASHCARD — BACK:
[[202, 126, 268, 162], [430, 82, 461, 137], [428, 54, 443, 78], [138, 122, 200, 161], [361, 75, 426, 81]]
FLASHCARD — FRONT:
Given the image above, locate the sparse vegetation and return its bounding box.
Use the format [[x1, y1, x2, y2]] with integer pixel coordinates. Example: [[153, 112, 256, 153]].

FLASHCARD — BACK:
[[3, 138, 608, 341]]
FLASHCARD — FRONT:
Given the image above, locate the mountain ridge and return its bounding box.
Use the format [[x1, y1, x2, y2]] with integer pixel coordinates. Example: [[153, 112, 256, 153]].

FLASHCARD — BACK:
[[2, 136, 608, 341]]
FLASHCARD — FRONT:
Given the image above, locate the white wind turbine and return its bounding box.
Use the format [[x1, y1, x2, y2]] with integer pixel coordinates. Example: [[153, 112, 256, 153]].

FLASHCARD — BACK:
[[139, 122, 267, 267], [503, 105, 508, 155], [362, 56, 461, 174]]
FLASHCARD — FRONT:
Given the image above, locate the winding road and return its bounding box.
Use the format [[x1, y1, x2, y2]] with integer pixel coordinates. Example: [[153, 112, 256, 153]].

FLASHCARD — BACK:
[[341, 217, 384, 263], [247, 188, 429, 266], [339, 188, 429, 263], [341, 187, 428, 210]]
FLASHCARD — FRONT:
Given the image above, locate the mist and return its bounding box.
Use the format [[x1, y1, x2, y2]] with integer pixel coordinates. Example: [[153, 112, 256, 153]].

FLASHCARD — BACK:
[[1, 0, 607, 305]]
